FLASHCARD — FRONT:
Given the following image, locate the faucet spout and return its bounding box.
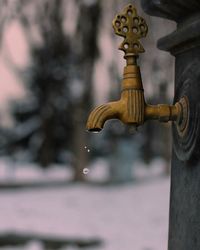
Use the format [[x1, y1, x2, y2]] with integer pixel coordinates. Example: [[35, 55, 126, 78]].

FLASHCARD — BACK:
[[86, 62, 184, 133], [86, 64, 146, 133], [86, 102, 119, 132]]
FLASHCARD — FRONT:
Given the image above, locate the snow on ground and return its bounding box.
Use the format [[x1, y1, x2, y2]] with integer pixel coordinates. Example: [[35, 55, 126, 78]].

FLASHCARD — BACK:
[[0, 157, 73, 184], [0, 157, 168, 184], [0, 176, 170, 250]]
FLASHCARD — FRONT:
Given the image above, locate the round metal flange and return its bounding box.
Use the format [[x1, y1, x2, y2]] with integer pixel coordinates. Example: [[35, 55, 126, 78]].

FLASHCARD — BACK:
[[173, 94, 200, 162], [175, 96, 189, 138], [172, 59, 200, 162]]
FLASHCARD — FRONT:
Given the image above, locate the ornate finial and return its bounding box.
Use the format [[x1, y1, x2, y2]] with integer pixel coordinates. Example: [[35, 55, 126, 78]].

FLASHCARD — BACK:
[[112, 3, 148, 56]]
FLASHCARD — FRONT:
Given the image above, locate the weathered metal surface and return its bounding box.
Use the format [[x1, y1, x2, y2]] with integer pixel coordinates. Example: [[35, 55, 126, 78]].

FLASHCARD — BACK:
[[112, 4, 148, 55], [141, 0, 200, 249]]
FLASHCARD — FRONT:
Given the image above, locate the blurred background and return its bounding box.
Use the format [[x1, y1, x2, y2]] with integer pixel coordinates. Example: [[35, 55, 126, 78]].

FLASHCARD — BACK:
[[0, 0, 176, 249]]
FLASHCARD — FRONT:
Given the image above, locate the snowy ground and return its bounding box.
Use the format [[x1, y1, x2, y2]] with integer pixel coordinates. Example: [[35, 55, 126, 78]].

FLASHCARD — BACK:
[[0, 157, 168, 184], [0, 157, 170, 250], [0, 158, 73, 184], [0, 175, 170, 250]]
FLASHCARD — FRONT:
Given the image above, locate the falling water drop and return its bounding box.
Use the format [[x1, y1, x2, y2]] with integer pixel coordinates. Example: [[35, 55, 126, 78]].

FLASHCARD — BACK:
[[83, 168, 90, 175], [84, 146, 90, 153]]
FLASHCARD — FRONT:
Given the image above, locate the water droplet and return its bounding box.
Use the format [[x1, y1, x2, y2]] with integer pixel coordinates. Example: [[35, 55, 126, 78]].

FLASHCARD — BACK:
[[84, 146, 90, 152], [83, 168, 89, 175], [91, 130, 100, 134]]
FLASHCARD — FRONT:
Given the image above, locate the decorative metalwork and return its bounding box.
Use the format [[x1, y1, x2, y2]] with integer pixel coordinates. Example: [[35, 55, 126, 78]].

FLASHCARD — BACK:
[[112, 4, 148, 55]]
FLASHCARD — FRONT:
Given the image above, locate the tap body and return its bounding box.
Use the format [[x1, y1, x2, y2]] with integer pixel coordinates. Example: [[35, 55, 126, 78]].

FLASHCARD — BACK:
[[86, 3, 188, 134], [86, 63, 181, 132]]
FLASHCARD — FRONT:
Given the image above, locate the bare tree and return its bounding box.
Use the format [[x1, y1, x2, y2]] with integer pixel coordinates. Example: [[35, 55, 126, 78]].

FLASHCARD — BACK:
[[2, 0, 102, 183]]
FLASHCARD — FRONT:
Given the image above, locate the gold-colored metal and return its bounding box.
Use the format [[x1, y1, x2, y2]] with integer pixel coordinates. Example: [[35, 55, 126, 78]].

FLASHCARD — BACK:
[[175, 96, 189, 137], [112, 4, 148, 55], [86, 3, 189, 135]]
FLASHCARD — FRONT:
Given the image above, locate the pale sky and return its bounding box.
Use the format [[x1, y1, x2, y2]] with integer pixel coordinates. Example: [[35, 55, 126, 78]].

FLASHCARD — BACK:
[[0, 21, 29, 125]]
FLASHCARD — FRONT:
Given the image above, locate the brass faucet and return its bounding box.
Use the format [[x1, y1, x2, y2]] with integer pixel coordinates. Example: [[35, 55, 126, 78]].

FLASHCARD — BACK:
[[86, 4, 189, 136]]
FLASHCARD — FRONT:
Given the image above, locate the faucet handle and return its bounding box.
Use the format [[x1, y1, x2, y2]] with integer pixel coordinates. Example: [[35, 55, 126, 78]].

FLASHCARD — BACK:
[[112, 3, 148, 56]]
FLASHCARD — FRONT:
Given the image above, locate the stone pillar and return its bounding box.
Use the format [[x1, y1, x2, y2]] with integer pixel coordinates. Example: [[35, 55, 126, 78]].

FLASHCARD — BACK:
[[141, 1, 200, 249]]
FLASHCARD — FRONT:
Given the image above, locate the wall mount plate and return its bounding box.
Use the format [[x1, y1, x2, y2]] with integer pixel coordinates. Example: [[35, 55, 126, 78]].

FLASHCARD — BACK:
[[175, 96, 189, 138]]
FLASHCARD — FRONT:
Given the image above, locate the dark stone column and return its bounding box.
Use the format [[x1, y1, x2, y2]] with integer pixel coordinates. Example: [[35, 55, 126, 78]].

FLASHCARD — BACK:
[[141, 1, 200, 249]]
